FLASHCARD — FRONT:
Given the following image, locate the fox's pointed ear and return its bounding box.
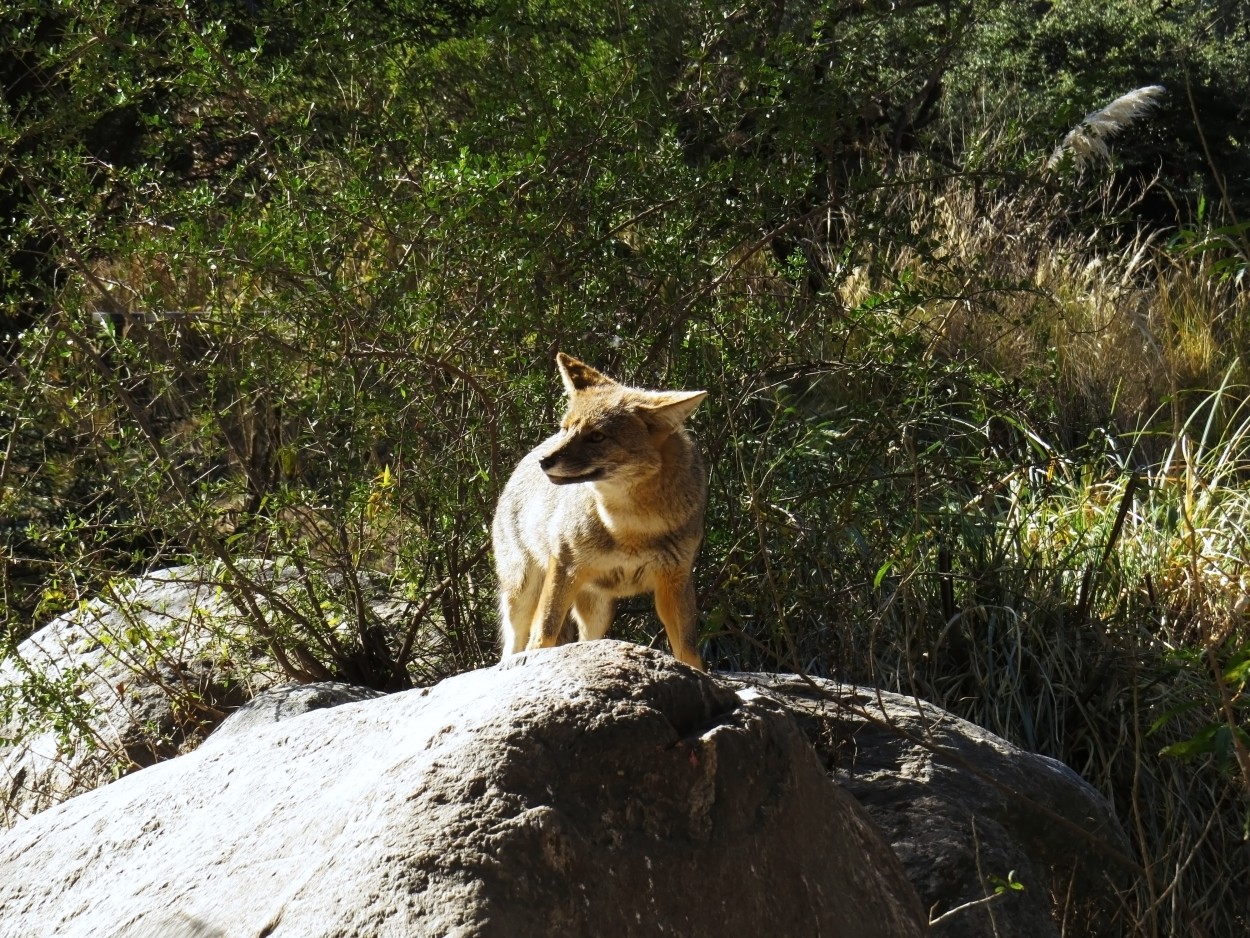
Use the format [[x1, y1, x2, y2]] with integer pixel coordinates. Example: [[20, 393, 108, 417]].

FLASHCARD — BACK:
[[639, 390, 707, 431], [557, 352, 615, 396]]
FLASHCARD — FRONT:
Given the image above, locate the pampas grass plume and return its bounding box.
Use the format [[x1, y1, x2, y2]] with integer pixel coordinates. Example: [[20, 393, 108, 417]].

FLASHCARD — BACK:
[[1047, 85, 1166, 171]]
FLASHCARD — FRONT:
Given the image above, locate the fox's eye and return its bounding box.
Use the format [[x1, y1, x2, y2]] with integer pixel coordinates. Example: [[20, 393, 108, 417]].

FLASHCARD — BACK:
[[585, 430, 606, 444]]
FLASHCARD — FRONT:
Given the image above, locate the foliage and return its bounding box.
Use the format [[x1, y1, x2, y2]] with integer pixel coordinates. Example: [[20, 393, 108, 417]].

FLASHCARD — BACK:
[[2, 0, 1248, 933], [947, 0, 1250, 219]]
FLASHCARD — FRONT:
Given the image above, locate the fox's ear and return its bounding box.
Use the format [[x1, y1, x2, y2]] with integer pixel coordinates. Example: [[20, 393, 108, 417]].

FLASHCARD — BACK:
[[638, 390, 707, 431], [557, 352, 615, 396]]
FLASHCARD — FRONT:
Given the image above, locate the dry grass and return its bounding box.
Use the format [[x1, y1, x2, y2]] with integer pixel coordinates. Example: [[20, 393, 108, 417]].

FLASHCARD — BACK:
[[835, 161, 1249, 443], [812, 162, 1250, 934], [683, 136, 1250, 931]]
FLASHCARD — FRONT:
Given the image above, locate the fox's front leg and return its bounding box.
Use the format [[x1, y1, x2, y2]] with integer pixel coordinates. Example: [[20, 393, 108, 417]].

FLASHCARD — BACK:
[[655, 571, 704, 671], [528, 556, 580, 650], [498, 565, 542, 658]]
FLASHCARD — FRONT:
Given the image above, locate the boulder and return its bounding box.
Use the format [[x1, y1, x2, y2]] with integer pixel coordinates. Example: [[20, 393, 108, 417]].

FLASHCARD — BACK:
[[1, 564, 421, 827], [0, 566, 268, 827], [722, 673, 1134, 938], [204, 681, 386, 746], [0, 642, 928, 938]]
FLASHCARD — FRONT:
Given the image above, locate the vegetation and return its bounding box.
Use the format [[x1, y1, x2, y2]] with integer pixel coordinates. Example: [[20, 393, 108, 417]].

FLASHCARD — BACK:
[[2, 0, 1247, 932]]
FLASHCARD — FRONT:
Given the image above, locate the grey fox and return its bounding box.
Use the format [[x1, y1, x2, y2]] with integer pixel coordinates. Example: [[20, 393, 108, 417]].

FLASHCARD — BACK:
[[492, 353, 707, 670]]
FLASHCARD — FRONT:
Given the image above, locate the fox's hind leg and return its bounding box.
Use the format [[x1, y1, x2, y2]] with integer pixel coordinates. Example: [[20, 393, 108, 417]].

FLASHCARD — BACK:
[[571, 592, 615, 642]]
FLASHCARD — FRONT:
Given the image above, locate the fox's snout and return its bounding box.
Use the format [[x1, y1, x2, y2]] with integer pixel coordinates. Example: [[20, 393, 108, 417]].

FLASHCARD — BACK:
[[538, 443, 606, 484]]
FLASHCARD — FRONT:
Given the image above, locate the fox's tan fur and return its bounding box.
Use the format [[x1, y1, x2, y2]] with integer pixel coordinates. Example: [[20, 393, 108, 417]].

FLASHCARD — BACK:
[[492, 353, 708, 670]]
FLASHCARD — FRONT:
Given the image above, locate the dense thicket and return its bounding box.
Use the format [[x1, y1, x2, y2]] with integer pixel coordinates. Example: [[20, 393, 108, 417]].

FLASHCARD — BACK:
[[2, 1, 1247, 932]]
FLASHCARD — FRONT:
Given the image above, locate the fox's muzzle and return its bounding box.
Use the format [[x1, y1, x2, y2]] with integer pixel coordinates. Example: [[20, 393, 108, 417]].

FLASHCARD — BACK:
[[539, 455, 605, 485]]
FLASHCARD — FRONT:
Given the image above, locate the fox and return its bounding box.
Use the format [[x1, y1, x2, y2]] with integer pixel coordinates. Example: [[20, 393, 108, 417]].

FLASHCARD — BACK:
[[492, 353, 708, 671]]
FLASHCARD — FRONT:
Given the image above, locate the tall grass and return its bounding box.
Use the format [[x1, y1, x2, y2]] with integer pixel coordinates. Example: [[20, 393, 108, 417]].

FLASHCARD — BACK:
[[735, 156, 1250, 933], [895, 402, 1250, 933]]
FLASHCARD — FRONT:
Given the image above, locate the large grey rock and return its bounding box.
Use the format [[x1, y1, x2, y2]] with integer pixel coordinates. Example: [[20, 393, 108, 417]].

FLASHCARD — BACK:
[[0, 642, 928, 938], [0, 566, 270, 827], [205, 681, 386, 746], [1, 563, 423, 827], [723, 673, 1133, 938]]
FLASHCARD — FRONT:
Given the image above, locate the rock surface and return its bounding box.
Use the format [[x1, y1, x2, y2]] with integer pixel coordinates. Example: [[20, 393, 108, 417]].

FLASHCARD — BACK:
[[0, 642, 928, 938], [204, 681, 386, 746], [724, 673, 1134, 938], [0, 566, 267, 827], [1, 564, 422, 827]]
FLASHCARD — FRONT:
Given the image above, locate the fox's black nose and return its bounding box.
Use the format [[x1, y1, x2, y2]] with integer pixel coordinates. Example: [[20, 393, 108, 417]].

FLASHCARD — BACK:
[[538, 454, 557, 472]]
